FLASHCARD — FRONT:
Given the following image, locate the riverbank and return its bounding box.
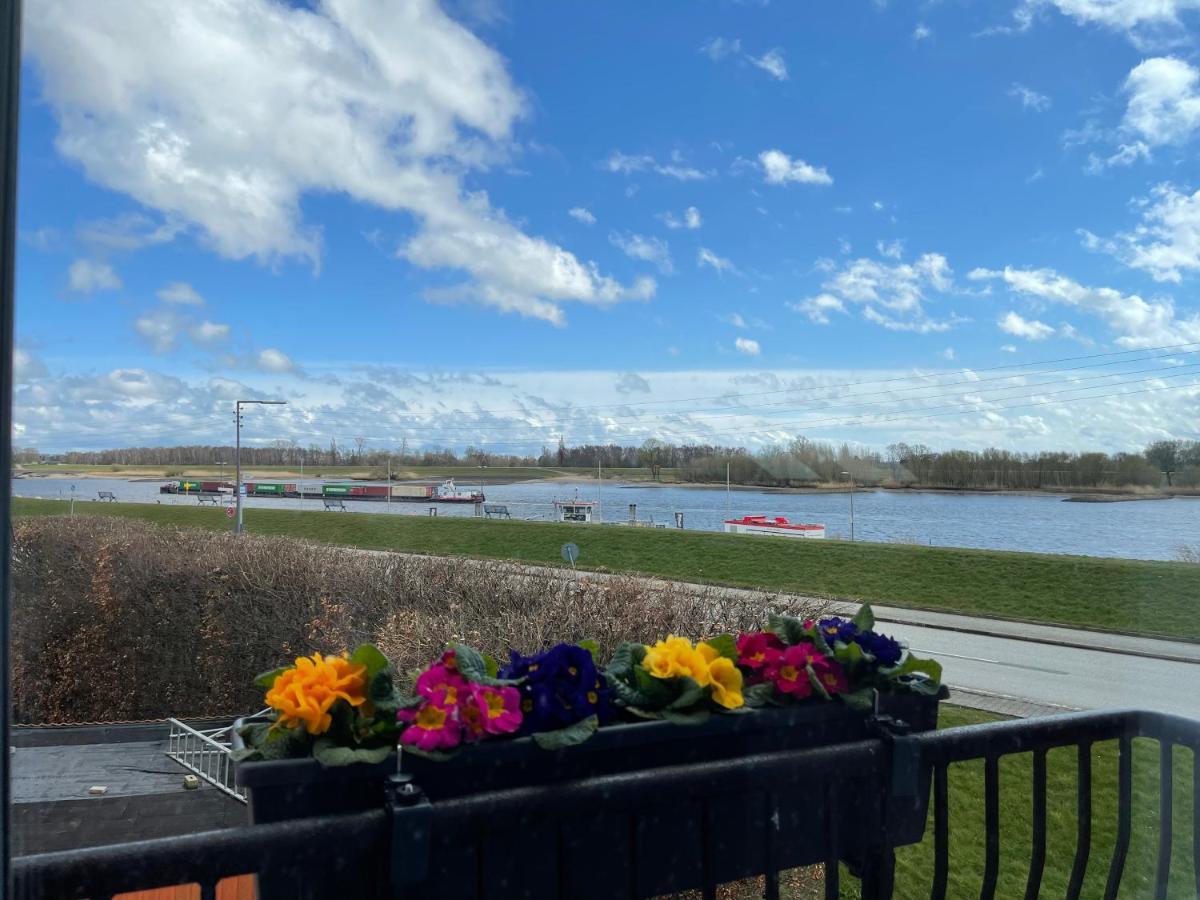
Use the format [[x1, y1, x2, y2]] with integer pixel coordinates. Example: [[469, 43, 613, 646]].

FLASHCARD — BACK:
[[13, 497, 1199, 641]]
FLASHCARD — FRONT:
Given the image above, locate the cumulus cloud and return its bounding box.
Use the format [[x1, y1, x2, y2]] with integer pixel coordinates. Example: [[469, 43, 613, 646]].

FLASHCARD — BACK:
[[189, 320, 231, 346], [1081, 182, 1200, 283], [257, 349, 295, 373], [758, 149, 833, 186], [723, 312, 748, 329], [734, 337, 761, 355], [1012, 0, 1200, 45], [157, 281, 204, 305], [699, 37, 742, 61], [697, 247, 739, 275], [660, 206, 702, 230], [26, 0, 647, 325], [970, 265, 1200, 346], [567, 207, 596, 225], [602, 150, 712, 181], [14, 348, 47, 382], [748, 48, 787, 80], [614, 371, 651, 394], [609, 232, 673, 274], [789, 293, 847, 325], [998, 310, 1056, 340], [67, 259, 121, 293], [134, 310, 184, 352], [1122, 57, 1200, 147], [877, 239, 904, 260], [811, 252, 962, 333], [1009, 82, 1052, 111], [913, 23, 933, 40]]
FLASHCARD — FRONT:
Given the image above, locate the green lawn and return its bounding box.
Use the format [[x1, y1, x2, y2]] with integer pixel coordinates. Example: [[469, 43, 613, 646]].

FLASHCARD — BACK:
[[888, 705, 1197, 899], [13, 498, 1200, 640]]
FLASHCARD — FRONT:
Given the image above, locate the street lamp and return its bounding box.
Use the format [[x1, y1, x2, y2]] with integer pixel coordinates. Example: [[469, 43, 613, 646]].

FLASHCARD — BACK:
[[840, 470, 855, 542], [234, 400, 287, 534], [216, 459, 226, 483]]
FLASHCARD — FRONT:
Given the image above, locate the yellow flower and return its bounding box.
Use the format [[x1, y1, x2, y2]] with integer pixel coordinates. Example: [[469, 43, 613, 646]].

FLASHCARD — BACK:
[[265, 653, 367, 735], [707, 657, 744, 710], [644, 636, 693, 679]]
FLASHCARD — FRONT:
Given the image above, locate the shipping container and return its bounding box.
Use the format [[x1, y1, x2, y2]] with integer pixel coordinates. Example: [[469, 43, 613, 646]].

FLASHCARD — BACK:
[[247, 482, 286, 495], [322, 484, 352, 496], [390, 484, 433, 498]]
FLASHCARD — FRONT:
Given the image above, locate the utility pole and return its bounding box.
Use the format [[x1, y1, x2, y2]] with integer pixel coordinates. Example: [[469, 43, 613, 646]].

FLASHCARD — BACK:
[[235, 399, 286, 535], [841, 470, 855, 541]]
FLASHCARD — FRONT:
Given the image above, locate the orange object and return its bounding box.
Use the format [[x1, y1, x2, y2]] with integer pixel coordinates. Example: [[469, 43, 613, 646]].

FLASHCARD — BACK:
[[115, 874, 256, 900]]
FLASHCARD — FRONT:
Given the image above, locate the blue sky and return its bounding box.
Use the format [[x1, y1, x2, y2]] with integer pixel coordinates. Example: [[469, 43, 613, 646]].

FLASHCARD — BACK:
[[12, 0, 1200, 453]]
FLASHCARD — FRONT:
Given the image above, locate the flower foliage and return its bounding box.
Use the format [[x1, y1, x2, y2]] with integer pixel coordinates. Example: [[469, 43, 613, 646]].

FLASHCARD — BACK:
[[605, 633, 744, 725]]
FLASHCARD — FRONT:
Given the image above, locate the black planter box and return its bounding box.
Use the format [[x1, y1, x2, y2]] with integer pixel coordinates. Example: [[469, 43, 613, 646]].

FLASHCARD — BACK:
[[234, 689, 945, 899]]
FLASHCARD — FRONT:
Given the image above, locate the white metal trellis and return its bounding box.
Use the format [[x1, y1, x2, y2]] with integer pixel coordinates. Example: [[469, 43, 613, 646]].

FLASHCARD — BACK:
[[164, 717, 252, 804]]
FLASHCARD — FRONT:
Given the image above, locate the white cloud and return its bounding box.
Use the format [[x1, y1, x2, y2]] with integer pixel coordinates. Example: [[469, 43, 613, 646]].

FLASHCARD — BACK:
[[1082, 182, 1200, 283], [758, 149, 833, 186], [14, 348, 48, 381], [789, 293, 847, 325], [134, 310, 184, 352], [699, 37, 742, 61], [1009, 82, 1052, 112], [998, 310, 1056, 340], [67, 259, 121, 293], [257, 349, 295, 373], [748, 48, 787, 80], [157, 281, 204, 305], [940, 347, 956, 360], [1084, 141, 1151, 173], [1122, 57, 1200, 147], [1001, 344, 1018, 353], [189, 320, 231, 346], [971, 265, 1200, 346], [697, 247, 739, 275], [913, 23, 933, 40], [734, 337, 761, 356], [614, 371, 651, 394], [877, 239, 904, 259], [723, 312, 748, 329], [27, 0, 647, 326], [1014, 0, 1200, 44], [78, 212, 183, 253], [660, 206, 702, 230], [567, 207, 596, 225], [609, 232, 674, 274], [602, 150, 712, 181]]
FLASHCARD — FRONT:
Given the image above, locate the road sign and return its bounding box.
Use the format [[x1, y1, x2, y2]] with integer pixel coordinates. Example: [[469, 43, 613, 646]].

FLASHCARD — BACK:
[[560, 542, 580, 564], [225, 505, 235, 519]]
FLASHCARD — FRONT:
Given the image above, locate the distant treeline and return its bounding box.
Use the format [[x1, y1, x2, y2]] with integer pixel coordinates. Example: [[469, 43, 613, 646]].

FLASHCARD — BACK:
[[16, 437, 1200, 490]]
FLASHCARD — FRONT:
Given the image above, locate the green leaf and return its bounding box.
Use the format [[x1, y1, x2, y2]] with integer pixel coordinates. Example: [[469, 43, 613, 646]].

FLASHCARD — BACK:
[[701, 634, 738, 661], [766, 614, 806, 646], [852, 604, 875, 633], [661, 707, 711, 726], [881, 654, 943, 687], [632, 666, 675, 708], [230, 747, 262, 762], [578, 639, 601, 665], [624, 705, 662, 720], [312, 739, 394, 767], [833, 640, 865, 670], [453, 643, 520, 686], [368, 668, 396, 704], [742, 682, 776, 708], [395, 693, 424, 710], [532, 715, 599, 750], [253, 666, 288, 690], [806, 665, 832, 702], [841, 687, 875, 712], [605, 641, 645, 678], [608, 672, 649, 709], [482, 653, 499, 679], [901, 676, 943, 696], [804, 623, 833, 657], [666, 676, 707, 710], [350, 644, 390, 682], [245, 724, 310, 761]]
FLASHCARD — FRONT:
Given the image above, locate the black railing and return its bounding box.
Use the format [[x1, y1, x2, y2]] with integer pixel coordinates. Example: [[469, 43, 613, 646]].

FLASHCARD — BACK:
[[12, 708, 1200, 899]]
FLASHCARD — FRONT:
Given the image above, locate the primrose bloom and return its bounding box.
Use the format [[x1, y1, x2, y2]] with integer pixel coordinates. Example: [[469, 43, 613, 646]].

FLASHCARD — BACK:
[[469, 684, 523, 735], [643, 636, 697, 680], [266, 653, 367, 736], [500, 644, 610, 733], [736, 632, 784, 672], [416, 663, 467, 708], [810, 654, 848, 695], [767, 644, 816, 698], [398, 702, 461, 751], [855, 631, 904, 667], [706, 657, 745, 709]]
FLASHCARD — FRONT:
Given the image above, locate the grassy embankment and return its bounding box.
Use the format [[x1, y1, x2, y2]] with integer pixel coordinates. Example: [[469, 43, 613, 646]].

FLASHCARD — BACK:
[[14, 498, 1200, 641]]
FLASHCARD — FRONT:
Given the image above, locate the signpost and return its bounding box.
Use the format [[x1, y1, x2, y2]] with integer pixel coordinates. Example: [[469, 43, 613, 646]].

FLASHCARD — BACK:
[[560, 542, 580, 572], [225, 504, 235, 520]]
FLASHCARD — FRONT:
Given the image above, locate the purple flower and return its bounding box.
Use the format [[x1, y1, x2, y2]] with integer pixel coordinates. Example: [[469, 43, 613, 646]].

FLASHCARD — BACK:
[[499, 643, 610, 733]]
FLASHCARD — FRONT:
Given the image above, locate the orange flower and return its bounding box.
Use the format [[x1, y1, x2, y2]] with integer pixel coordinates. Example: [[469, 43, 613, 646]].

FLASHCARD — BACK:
[[265, 653, 368, 735]]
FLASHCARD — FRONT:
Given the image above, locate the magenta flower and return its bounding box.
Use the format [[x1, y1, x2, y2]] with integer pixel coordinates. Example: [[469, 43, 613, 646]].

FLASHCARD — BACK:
[[468, 684, 523, 736], [398, 702, 461, 751], [736, 632, 785, 670], [416, 663, 467, 708], [811, 654, 849, 695], [766, 644, 818, 698]]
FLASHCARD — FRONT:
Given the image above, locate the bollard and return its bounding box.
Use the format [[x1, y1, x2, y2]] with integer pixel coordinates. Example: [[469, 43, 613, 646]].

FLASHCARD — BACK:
[[429, 506, 437, 517], [675, 512, 684, 529], [474, 501, 483, 518], [628, 503, 637, 523]]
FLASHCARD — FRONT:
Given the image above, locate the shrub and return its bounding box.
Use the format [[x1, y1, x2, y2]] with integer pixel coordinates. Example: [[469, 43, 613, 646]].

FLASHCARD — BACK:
[[11, 516, 826, 723]]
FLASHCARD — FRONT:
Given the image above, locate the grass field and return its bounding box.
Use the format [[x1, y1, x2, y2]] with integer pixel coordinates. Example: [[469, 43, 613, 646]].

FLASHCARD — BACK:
[[13, 498, 1200, 640]]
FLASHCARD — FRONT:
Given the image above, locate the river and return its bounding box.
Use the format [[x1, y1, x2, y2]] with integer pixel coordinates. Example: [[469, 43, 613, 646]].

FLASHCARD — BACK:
[[12, 476, 1199, 562]]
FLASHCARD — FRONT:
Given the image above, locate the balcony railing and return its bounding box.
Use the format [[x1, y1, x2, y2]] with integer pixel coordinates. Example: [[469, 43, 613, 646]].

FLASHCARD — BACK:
[[11, 708, 1200, 899]]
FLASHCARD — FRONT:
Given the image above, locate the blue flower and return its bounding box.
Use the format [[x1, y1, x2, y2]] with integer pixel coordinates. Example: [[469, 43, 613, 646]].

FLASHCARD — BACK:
[[818, 617, 859, 644], [817, 617, 903, 667], [499, 643, 610, 733]]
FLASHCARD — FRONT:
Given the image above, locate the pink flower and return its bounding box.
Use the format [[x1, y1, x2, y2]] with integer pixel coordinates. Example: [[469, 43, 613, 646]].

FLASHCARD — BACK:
[[766, 644, 819, 698], [398, 702, 461, 751], [416, 663, 467, 708], [736, 632, 785, 684], [468, 684, 523, 736], [811, 654, 848, 696]]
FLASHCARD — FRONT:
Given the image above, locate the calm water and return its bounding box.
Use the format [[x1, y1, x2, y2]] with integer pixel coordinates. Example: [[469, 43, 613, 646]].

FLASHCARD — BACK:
[[13, 476, 1199, 562]]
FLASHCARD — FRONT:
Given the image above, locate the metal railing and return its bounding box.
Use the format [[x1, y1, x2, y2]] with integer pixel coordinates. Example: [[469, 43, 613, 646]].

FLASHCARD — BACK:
[[12, 708, 1200, 899], [165, 718, 247, 803]]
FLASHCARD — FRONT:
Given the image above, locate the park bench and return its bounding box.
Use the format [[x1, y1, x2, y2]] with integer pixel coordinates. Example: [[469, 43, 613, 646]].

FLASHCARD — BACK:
[[322, 498, 347, 511], [96, 491, 117, 502], [483, 503, 511, 519], [196, 494, 219, 505]]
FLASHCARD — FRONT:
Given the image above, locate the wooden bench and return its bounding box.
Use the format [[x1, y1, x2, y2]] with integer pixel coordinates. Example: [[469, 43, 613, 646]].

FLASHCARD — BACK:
[[322, 498, 347, 511], [484, 503, 511, 519], [97, 491, 117, 502], [196, 494, 219, 505]]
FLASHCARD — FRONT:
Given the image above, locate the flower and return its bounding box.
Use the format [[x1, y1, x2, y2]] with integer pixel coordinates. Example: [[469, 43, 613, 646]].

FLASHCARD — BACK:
[[766, 644, 818, 698], [398, 702, 461, 751], [643, 636, 713, 686], [500, 643, 610, 733], [736, 632, 784, 672], [818, 617, 859, 645], [265, 653, 367, 735], [855, 631, 903, 667], [707, 657, 745, 709], [415, 663, 467, 708], [810, 654, 849, 695], [469, 684, 523, 735]]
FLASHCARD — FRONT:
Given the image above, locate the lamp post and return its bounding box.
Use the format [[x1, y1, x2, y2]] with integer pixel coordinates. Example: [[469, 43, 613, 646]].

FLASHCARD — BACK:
[[840, 470, 855, 542], [216, 460, 226, 483], [234, 399, 286, 534]]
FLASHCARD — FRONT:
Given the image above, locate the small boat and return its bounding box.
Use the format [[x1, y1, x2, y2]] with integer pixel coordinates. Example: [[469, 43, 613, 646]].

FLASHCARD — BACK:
[[554, 497, 597, 523], [723, 515, 826, 539]]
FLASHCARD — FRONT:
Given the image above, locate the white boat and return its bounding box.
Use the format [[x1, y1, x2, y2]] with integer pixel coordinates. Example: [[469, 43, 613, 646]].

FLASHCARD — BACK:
[[723, 515, 826, 539], [553, 498, 597, 523]]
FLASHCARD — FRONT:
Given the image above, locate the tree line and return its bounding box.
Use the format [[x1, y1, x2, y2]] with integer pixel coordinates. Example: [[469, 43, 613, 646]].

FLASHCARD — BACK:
[[17, 437, 1200, 490]]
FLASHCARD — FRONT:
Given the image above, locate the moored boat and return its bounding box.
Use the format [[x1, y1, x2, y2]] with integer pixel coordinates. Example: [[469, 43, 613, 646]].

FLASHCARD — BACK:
[[723, 515, 825, 539]]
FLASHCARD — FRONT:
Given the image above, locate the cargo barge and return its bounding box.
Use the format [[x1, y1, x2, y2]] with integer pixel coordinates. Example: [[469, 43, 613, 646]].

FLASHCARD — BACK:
[[174, 478, 486, 504]]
